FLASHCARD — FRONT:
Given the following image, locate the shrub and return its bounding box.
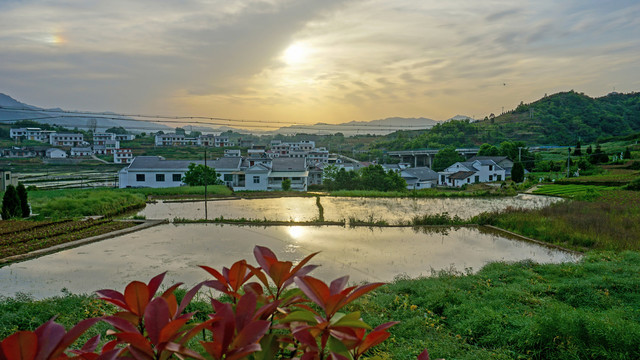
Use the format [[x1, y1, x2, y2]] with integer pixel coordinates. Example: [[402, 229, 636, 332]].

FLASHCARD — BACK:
[[0, 246, 429, 360], [16, 183, 29, 218], [625, 178, 640, 191], [281, 178, 292, 191], [1, 185, 21, 220]]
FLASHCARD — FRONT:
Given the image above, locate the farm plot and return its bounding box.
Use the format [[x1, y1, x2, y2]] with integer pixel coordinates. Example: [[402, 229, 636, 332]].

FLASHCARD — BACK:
[[532, 184, 618, 198], [0, 219, 136, 259]]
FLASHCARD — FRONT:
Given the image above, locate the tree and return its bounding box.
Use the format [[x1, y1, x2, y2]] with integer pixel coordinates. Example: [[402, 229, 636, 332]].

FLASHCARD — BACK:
[[182, 163, 222, 186], [586, 145, 593, 155], [16, 183, 29, 217], [432, 146, 464, 172], [574, 141, 582, 156], [511, 162, 525, 183], [478, 143, 500, 156], [175, 127, 186, 135], [1, 185, 21, 220], [624, 147, 632, 160], [106, 126, 128, 134], [281, 178, 291, 191]]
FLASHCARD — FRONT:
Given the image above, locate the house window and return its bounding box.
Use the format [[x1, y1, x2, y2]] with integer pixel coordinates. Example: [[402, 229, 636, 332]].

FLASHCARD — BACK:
[[497, 175, 502, 181], [5, 174, 10, 180], [292, 177, 301, 181], [467, 178, 470, 183], [253, 176, 260, 184], [440, 175, 445, 183], [223, 174, 233, 182], [489, 175, 493, 181], [156, 174, 165, 182], [136, 174, 145, 182], [489, 165, 493, 171], [474, 175, 480, 183], [173, 174, 182, 181]]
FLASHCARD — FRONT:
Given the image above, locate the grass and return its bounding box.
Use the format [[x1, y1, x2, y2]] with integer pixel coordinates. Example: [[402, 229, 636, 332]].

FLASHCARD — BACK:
[[2, 251, 638, 359], [482, 189, 640, 251], [329, 185, 517, 198]]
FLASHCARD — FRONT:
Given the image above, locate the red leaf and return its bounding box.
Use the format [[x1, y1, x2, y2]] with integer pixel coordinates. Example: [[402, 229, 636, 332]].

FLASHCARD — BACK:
[[234, 293, 257, 332], [253, 246, 278, 271], [51, 318, 101, 359], [80, 335, 101, 353], [113, 333, 153, 357], [146, 272, 166, 298], [343, 283, 385, 308], [357, 331, 390, 356], [95, 289, 125, 305], [124, 281, 150, 316], [268, 261, 293, 288], [163, 342, 205, 360], [199, 265, 228, 286], [292, 328, 318, 351], [33, 320, 65, 360], [1, 331, 38, 360], [294, 276, 330, 311], [158, 318, 189, 344], [226, 343, 262, 360], [177, 282, 204, 315], [230, 320, 270, 349], [102, 316, 138, 334], [282, 251, 320, 287], [417, 349, 430, 360], [95, 349, 121, 360], [143, 297, 170, 345], [329, 276, 349, 295]]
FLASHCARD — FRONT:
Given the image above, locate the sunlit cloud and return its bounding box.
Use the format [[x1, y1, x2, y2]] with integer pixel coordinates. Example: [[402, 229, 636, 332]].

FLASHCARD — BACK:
[[0, 0, 639, 124]]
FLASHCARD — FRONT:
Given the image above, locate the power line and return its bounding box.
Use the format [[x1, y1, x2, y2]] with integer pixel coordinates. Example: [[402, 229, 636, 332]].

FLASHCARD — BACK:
[[0, 105, 436, 132]]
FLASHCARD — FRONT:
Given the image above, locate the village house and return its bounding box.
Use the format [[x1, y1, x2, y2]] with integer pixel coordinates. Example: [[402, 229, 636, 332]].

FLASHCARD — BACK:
[[268, 157, 308, 191], [50, 133, 85, 147], [46, 148, 67, 159], [401, 167, 439, 189], [467, 156, 514, 177], [93, 132, 116, 145], [438, 159, 506, 187], [70, 147, 93, 157], [113, 149, 133, 164]]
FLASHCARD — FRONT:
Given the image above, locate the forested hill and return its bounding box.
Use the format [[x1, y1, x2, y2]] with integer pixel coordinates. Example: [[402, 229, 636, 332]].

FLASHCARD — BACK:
[[375, 91, 640, 150]]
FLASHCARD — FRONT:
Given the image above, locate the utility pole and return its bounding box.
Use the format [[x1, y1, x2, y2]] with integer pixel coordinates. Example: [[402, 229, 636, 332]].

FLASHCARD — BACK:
[[204, 147, 208, 221], [567, 148, 571, 178]]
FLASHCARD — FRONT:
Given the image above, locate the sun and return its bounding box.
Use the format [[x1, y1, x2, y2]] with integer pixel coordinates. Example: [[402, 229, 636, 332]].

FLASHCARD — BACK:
[[282, 42, 310, 65]]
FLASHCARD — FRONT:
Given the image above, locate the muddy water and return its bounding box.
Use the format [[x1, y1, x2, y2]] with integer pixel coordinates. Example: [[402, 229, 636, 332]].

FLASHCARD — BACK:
[[138, 194, 562, 222], [0, 224, 578, 299]]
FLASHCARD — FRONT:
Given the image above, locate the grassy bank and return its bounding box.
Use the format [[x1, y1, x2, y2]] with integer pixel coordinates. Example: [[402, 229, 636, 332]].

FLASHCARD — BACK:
[[329, 185, 518, 198], [21, 185, 231, 219], [2, 251, 638, 359], [482, 188, 640, 251]]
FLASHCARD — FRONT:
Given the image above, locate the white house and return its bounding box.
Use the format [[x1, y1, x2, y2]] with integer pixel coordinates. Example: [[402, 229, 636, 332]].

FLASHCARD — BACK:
[[401, 167, 439, 190], [115, 134, 135, 141], [114, 149, 133, 164], [214, 136, 230, 147], [50, 133, 85, 147], [46, 148, 67, 159], [93, 133, 116, 145], [70, 147, 92, 157], [268, 157, 308, 191], [0, 170, 18, 191], [242, 164, 271, 191], [10, 128, 55, 142], [119, 156, 201, 188], [438, 159, 506, 187], [467, 156, 514, 177]]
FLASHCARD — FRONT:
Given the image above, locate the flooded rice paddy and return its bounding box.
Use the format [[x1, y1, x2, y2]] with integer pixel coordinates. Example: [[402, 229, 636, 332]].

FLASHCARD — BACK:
[[0, 223, 578, 299], [139, 194, 562, 222]]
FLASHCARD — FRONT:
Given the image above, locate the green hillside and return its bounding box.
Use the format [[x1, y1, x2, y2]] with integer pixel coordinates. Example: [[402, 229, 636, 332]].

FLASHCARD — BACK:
[[376, 91, 640, 150]]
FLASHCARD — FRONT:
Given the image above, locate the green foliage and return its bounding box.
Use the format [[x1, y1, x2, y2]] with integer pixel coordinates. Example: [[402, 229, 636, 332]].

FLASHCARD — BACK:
[[281, 178, 291, 191], [16, 183, 29, 218], [625, 178, 640, 191], [0, 246, 400, 360], [477, 143, 500, 156], [182, 163, 222, 186], [624, 147, 632, 160], [325, 165, 407, 192], [589, 144, 609, 164], [511, 162, 524, 183], [1, 185, 21, 220], [105, 126, 128, 134], [432, 146, 464, 171]]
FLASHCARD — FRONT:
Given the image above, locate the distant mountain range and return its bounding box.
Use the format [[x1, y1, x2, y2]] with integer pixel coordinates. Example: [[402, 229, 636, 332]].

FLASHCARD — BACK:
[[0, 93, 470, 136]]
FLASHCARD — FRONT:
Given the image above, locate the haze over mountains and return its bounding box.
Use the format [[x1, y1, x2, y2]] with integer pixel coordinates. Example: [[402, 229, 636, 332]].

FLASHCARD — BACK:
[[0, 93, 456, 136]]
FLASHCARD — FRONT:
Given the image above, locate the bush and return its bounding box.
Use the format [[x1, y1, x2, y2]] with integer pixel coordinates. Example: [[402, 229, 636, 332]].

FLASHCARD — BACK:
[[1, 185, 21, 220], [0, 246, 428, 360], [625, 178, 640, 191]]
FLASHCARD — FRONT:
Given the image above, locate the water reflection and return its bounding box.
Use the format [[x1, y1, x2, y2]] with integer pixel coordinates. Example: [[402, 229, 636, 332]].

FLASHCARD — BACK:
[[0, 223, 578, 299], [139, 195, 562, 222]]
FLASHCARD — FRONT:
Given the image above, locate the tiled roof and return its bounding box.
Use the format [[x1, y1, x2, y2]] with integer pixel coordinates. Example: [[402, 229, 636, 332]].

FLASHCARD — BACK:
[[448, 171, 476, 180]]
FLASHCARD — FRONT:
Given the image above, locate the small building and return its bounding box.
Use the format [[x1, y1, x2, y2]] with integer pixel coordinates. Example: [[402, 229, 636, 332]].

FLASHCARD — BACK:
[[0, 170, 19, 191], [119, 156, 202, 188], [93, 133, 116, 145], [401, 167, 439, 190], [467, 156, 514, 177], [242, 164, 270, 191], [50, 133, 85, 147], [224, 149, 241, 157], [70, 147, 93, 157], [268, 157, 308, 191], [214, 136, 230, 147], [438, 159, 506, 187], [113, 149, 133, 164], [46, 148, 67, 159], [115, 134, 135, 141]]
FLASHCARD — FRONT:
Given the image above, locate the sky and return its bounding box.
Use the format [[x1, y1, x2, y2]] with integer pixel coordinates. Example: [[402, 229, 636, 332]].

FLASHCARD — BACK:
[[1, 0, 639, 130]]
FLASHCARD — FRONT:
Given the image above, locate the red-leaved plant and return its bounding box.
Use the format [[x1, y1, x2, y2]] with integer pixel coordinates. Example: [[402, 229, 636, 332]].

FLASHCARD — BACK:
[[0, 246, 432, 360]]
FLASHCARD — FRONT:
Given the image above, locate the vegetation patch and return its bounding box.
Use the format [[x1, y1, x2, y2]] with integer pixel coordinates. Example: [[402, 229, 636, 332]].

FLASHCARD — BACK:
[[0, 218, 136, 259]]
